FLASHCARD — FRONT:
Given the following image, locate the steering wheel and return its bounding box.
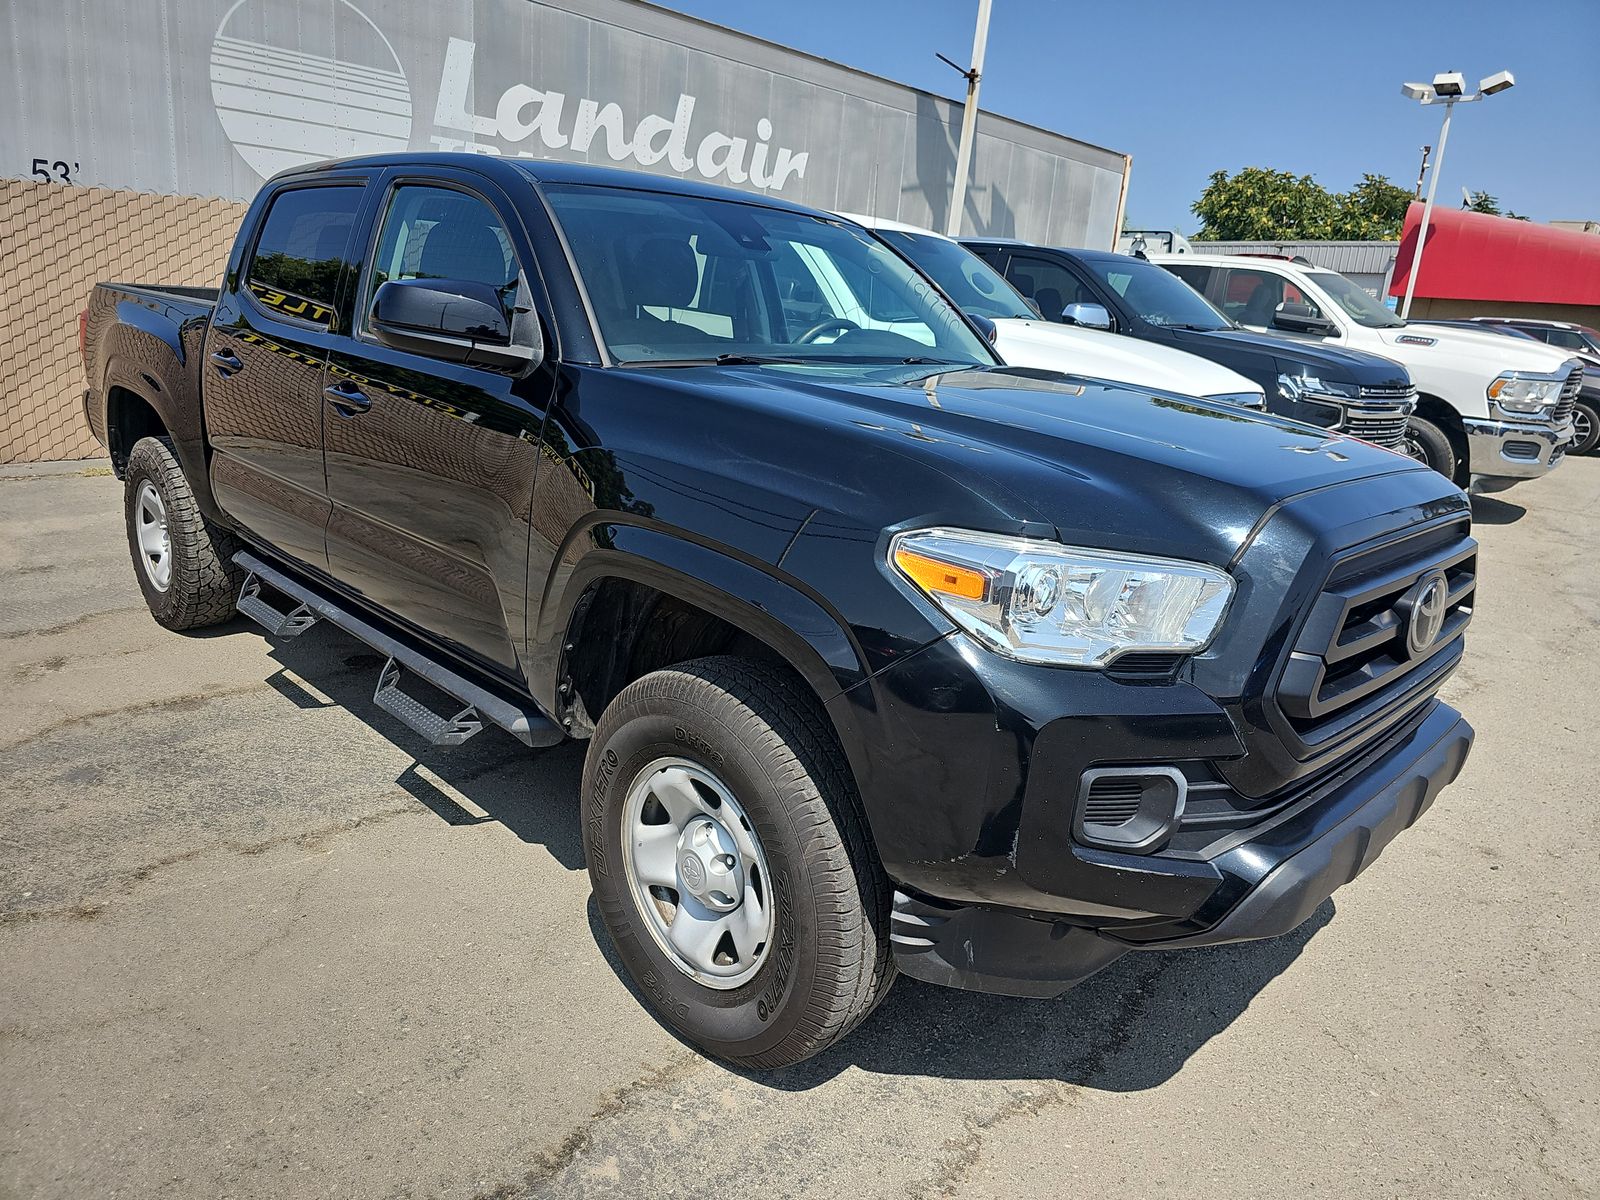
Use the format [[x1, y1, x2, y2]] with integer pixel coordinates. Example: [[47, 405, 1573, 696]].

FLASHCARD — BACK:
[[796, 317, 860, 344]]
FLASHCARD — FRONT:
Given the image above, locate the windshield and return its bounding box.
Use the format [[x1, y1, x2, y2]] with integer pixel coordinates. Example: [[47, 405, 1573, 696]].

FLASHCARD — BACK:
[[1308, 271, 1404, 329], [542, 184, 995, 368], [1080, 257, 1232, 330], [876, 230, 1035, 320]]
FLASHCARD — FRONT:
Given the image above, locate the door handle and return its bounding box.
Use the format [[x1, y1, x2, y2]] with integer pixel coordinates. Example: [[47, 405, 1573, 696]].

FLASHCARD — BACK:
[[209, 350, 243, 376], [323, 381, 372, 416]]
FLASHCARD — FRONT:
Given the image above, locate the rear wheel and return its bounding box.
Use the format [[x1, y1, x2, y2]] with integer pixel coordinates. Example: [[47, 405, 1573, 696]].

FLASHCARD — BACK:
[[583, 656, 893, 1068], [1404, 415, 1461, 484], [1572, 399, 1598, 456], [123, 436, 242, 630]]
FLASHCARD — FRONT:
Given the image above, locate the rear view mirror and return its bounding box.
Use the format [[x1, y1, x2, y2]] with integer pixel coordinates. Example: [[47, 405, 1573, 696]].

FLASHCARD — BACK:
[[969, 313, 999, 345], [1061, 302, 1112, 331], [1272, 301, 1337, 338], [370, 277, 542, 371]]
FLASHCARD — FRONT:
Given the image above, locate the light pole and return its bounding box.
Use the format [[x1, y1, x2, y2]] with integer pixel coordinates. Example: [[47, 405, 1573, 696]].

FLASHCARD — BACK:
[[1398, 69, 1515, 319], [939, 0, 993, 237]]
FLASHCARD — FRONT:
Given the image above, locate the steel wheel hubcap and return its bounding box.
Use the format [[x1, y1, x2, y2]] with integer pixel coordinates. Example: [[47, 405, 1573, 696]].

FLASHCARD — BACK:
[[135, 481, 172, 592], [621, 757, 773, 990]]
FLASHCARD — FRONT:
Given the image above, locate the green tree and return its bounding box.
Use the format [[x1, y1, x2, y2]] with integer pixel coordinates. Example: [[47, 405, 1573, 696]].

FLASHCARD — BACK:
[[1190, 167, 1338, 240], [1331, 174, 1413, 240], [1464, 190, 1530, 220]]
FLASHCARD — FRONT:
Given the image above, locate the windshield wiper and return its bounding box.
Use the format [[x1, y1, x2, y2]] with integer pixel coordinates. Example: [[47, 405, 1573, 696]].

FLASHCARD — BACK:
[[1166, 322, 1228, 332], [614, 353, 808, 368]]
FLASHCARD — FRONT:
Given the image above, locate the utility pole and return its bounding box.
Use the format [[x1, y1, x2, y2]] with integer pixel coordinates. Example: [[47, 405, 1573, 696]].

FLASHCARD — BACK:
[[1414, 144, 1431, 200], [940, 0, 992, 237], [1402, 102, 1453, 319]]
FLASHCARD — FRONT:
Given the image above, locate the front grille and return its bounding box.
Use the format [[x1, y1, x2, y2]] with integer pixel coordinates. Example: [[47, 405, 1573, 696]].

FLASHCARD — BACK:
[[1338, 385, 1417, 450], [1275, 522, 1475, 752], [1554, 366, 1583, 425]]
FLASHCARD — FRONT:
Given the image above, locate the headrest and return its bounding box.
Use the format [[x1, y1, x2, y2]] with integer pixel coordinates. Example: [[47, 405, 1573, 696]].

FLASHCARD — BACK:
[[626, 237, 699, 308], [418, 222, 511, 285]]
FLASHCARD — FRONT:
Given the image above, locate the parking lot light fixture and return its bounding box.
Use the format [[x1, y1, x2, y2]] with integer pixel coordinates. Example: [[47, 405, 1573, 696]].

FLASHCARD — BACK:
[[1398, 68, 1515, 319]]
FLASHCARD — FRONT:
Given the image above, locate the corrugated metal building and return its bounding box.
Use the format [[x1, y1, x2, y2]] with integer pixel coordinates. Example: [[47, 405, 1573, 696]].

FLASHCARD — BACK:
[[1, 0, 1131, 463]]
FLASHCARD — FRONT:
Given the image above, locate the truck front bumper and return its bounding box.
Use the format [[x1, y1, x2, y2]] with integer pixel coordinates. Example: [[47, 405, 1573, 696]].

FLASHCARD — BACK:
[[889, 701, 1473, 998], [1464, 414, 1573, 482]]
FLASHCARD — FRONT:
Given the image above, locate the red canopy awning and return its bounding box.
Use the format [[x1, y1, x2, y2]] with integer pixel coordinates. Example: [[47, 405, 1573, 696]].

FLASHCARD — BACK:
[[1389, 202, 1600, 306]]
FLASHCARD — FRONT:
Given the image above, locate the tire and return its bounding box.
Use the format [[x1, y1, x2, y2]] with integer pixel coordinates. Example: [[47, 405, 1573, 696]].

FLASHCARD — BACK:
[[1572, 399, 1599, 456], [123, 435, 243, 630], [1404, 415, 1460, 483], [583, 656, 894, 1068]]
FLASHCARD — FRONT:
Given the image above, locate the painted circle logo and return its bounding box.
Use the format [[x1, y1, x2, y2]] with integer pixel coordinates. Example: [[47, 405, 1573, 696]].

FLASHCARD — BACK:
[[210, 0, 412, 179]]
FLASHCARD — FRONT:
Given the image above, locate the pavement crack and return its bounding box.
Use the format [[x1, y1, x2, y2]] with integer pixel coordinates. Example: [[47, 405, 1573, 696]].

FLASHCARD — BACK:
[[473, 1053, 705, 1198], [0, 683, 267, 751], [1, 803, 417, 924], [0, 606, 146, 640], [908, 955, 1168, 1199]]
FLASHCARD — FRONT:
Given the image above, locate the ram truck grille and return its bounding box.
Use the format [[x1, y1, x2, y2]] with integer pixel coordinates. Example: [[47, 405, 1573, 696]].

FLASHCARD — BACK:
[[1554, 366, 1583, 426], [1275, 522, 1475, 755], [1337, 385, 1417, 451]]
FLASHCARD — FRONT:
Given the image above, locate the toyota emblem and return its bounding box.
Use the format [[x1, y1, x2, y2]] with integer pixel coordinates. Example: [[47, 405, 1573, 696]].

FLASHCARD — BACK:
[[1402, 571, 1450, 658]]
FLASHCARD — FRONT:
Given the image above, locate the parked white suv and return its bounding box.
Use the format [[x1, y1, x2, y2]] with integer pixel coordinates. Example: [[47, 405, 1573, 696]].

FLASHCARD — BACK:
[[1153, 253, 1580, 486], [841, 216, 1265, 409]]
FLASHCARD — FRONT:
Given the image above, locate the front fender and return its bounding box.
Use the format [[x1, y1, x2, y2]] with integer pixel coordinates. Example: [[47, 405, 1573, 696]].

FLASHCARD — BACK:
[[543, 521, 868, 713]]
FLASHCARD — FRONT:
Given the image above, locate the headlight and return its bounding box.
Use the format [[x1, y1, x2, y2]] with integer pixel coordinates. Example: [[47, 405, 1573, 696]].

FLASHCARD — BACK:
[[889, 528, 1234, 668], [1487, 371, 1561, 414], [1204, 390, 1266, 410], [1277, 371, 1358, 402]]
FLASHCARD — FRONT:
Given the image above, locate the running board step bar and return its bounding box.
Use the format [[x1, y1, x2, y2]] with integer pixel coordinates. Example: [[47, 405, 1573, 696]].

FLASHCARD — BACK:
[[373, 658, 483, 746], [233, 551, 563, 749], [237, 576, 320, 637]]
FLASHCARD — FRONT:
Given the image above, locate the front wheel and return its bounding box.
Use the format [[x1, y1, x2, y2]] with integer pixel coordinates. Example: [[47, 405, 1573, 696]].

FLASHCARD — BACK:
[[583, 656, 893, 1068], [1403, 415, 1462, 484], [123, 436, 242, 630], [1572, 399, 1598, 456]]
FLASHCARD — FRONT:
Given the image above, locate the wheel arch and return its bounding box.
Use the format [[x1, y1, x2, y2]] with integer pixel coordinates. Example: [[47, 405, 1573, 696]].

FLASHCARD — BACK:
[[1413, 394, 1470, 486]]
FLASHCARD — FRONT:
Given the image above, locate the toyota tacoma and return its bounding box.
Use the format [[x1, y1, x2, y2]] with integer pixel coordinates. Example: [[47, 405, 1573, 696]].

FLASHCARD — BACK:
[[81, 155, 1475, 1068]]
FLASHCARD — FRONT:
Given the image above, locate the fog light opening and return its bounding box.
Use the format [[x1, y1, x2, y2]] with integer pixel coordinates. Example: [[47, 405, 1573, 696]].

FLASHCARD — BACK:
[[1073, 766, 1188, 854]]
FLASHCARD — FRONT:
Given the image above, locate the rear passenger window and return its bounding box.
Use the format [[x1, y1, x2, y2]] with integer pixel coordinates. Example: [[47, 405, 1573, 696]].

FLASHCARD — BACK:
[[247, 186, 363, 325]]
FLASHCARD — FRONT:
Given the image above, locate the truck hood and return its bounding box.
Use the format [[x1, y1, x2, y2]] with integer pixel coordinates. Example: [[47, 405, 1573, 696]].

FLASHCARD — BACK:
[[634, 364, 1433, 568], [1375, 323, 1578, 378], [1172, 326, 1411, 389], [991, 319, 1260, 400]]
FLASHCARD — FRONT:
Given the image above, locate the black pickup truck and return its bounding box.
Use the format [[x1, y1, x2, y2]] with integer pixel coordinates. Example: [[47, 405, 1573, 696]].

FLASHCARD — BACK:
[[82, 155, 1475, 1069]]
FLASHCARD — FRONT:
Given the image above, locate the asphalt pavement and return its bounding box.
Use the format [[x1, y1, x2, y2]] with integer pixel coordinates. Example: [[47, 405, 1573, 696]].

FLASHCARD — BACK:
[[2, 459, 1596, 1199]]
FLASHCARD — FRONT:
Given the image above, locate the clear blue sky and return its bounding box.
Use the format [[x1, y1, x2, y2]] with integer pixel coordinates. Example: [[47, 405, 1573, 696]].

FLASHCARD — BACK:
[[658, 0, 1600, 233]]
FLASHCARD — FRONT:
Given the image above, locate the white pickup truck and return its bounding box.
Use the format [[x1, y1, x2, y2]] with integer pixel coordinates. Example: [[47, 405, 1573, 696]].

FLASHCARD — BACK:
[[840, 216, 1265, 409], [1154, 253, 1580, 487]]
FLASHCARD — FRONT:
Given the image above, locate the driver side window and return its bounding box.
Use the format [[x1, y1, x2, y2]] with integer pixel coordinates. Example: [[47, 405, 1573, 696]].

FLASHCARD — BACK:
[[366, 185, 518, 331], [1220, 268, 1321, 326]]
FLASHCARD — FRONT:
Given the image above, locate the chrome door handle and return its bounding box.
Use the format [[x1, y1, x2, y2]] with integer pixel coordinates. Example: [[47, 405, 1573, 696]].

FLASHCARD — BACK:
[[209, 350, 243, 376], [323, 382, 372, 416]]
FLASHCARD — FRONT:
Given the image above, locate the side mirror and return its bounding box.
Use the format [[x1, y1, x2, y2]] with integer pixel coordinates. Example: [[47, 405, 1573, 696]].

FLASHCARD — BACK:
[[968, 313, 999, 345], [1061, 301, 1112, 331], [370, 277, 542, 371], [1272, 301, 1337, 337]]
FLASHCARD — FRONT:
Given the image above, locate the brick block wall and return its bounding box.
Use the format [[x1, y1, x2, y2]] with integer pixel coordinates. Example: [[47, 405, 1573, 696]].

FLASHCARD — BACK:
[[0, 179, 247, 464]]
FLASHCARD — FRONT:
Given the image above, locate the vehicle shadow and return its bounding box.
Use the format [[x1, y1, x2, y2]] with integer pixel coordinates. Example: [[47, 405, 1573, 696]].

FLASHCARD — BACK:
[[249, 623, 589, 870], [1469, 494, 1527, 526], [245, 617, 1330, 1090], [587, 892, 1333, 1091]]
